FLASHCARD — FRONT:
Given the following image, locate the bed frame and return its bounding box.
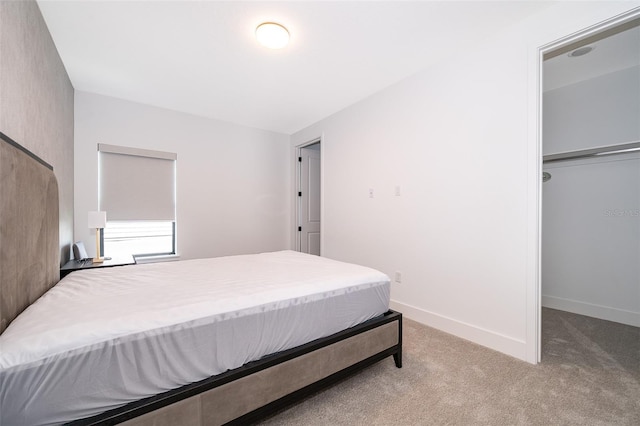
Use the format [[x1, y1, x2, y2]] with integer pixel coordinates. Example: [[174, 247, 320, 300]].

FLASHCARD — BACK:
[[0, 133, 402, 425]]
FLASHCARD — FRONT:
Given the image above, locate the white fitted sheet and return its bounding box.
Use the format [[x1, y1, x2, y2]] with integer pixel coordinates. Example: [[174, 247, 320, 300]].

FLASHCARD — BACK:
[[0, 251, 390, 425]]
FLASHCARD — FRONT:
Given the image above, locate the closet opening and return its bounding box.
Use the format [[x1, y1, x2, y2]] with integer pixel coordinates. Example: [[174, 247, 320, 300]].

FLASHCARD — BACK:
[[540, 15, 639, 369]]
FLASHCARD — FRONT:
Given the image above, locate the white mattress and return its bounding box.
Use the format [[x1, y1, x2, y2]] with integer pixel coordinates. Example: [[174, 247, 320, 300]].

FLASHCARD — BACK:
[[0, 251, 390, 425]]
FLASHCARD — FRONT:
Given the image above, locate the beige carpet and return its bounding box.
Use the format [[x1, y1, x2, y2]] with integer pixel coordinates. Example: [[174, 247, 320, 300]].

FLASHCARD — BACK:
[[258, 308, 640, 425]]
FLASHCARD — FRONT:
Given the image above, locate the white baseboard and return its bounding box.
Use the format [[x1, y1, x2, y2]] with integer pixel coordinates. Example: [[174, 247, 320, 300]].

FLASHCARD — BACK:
[[390, 300, 529, 362], [541, 295, 640, 327]]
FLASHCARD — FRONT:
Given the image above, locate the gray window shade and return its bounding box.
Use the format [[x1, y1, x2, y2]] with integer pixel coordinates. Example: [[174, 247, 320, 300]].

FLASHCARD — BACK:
[[99, 144, 176, 221]]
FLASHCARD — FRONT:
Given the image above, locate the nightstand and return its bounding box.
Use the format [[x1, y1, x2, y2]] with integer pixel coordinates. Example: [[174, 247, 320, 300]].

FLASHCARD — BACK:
[[60, 254, 136, 279]]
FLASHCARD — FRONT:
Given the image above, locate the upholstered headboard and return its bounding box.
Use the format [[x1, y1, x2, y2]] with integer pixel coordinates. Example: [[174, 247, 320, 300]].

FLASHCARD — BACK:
[[0, 132, 59, 333]]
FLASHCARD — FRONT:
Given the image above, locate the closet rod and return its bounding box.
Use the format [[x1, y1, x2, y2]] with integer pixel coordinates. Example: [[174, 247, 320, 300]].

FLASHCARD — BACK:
[[543, 141, 640, 163]]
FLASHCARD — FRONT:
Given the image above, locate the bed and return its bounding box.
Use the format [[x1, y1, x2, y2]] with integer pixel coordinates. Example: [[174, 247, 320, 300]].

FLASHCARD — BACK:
[[0, 132, 402, 425]]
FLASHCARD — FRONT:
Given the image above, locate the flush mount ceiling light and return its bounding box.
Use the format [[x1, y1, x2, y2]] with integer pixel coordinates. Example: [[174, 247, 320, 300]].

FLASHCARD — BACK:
[[255, 22, 290, 49], [568, 45, 595, 57]]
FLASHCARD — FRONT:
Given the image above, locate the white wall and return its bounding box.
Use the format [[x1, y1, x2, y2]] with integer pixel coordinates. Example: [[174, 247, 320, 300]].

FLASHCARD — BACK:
[[542, 153, 640, 326], [543, 65, 640, 154], [291, 2, 640, 362], [75, 91, 290, 260], [542, 66, 640, 326]]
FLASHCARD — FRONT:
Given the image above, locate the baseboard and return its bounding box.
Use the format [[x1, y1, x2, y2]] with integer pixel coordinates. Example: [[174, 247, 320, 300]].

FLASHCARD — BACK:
[[541, 295, 640, 327], [389, 300, 528, 362]]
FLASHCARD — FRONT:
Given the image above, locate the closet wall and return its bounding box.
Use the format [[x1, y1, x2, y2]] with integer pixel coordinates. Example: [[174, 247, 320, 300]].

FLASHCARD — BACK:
[[542, 64, 640, 327]]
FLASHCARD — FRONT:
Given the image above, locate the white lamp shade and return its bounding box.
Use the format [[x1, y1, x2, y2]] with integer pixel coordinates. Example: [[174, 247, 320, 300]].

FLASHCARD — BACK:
[[88, 211, 107, 229]]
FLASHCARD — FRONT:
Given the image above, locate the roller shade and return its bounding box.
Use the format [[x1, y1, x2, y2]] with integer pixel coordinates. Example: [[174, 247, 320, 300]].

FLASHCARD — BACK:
[[99, 144, 176, 221]]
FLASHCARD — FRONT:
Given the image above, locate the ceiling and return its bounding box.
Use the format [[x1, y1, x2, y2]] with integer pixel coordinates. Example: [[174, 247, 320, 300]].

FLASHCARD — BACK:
[[544, 24, 640, 91], [38, 1, 557, 134]]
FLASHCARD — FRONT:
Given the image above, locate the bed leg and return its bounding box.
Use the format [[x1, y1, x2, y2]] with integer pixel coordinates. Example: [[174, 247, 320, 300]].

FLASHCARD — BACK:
[[393, 313, 402, 368], [393, 351, 402, 368]]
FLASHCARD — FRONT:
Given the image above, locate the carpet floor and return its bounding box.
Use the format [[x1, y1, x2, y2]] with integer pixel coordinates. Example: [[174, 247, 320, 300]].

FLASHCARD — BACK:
[[258, 308, 640, 425]]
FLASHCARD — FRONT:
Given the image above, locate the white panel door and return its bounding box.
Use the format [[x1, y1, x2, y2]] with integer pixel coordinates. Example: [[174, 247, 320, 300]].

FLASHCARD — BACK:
[[300, 145, 321, 255]]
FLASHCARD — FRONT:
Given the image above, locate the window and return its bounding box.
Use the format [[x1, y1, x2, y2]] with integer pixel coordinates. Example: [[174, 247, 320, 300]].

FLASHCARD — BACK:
[[98, 144, 177, 257], [104, 221, 175, 257]]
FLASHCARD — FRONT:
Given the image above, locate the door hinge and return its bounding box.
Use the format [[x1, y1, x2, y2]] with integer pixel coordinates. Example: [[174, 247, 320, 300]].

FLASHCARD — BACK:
[[298, 156, 302, 162], [298, 226, 302, 232], [298, 191, 302, 197]]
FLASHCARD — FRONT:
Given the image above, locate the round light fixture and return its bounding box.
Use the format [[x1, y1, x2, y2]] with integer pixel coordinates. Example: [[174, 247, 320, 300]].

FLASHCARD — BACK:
[[568, 45, 594, 58], [255, 22, 290, 49]]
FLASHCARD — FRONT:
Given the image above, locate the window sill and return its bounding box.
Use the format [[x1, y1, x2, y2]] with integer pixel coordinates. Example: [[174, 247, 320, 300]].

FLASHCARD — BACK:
[[134, 254, 181, 264]]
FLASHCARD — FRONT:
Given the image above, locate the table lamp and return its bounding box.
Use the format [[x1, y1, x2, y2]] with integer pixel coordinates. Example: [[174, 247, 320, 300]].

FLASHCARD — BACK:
[[88, 211, 106, 263]]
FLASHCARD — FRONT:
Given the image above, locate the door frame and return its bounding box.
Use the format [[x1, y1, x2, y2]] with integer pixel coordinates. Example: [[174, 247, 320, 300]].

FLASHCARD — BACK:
[[295, 137, 323, 255], [534, 8, 640, 363]]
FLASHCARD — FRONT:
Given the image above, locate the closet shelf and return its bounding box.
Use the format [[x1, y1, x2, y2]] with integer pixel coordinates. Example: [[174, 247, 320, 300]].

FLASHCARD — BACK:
[[543, 140, 640, 163]]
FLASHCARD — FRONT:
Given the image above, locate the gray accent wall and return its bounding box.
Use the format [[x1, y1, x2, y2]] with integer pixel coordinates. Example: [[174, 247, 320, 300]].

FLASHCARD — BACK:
[[0, 0, 74, 264]]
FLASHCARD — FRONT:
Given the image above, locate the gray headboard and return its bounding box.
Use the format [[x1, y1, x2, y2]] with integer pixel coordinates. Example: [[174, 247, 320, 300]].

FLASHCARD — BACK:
[[0, 132, 59, 333]]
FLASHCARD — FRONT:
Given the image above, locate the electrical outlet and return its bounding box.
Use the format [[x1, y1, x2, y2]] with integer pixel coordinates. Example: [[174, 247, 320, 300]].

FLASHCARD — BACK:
[[369, 188, 374, 198], [394, 271, 402, 283], [395, 185, 401, 196]]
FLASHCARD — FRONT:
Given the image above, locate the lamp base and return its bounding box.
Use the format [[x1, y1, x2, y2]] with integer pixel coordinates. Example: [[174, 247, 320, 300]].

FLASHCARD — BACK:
[[93, 227, 104, 264]]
